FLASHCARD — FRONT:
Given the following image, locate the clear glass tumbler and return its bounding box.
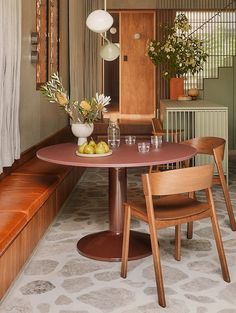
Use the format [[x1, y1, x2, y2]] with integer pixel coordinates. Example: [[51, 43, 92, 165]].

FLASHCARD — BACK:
[[151, 135, 162, 149], [125, 135, 136, 145], [138, 142, 150, 153]]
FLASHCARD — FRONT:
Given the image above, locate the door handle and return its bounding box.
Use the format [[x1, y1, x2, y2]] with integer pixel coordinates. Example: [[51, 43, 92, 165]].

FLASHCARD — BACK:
[[123, 55, 128, 61]]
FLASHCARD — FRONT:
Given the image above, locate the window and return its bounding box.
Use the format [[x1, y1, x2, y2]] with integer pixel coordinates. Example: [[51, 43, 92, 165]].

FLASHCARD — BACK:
[[177, 10, 236, 90]]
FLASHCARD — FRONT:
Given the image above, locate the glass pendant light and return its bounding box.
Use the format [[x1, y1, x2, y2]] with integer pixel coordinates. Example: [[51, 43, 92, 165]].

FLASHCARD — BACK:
[[86, 0, 120, 61], [100, 43, 120, 61], [86, 9, 113, 33]]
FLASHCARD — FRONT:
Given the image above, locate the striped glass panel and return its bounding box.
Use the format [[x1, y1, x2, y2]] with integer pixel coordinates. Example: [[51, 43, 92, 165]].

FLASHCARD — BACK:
[[176, 9, 236, 90]]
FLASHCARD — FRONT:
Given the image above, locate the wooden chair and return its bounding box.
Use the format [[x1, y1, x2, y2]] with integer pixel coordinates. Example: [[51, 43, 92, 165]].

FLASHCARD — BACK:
[[150, 118, 183, 172], [181, 137, 236, 234], [151, 117, 182, 143], [120, 164, 230, 307]]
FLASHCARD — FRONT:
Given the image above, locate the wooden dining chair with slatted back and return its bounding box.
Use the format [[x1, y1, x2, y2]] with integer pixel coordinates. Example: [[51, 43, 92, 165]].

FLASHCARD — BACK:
[[151, 117, 183, 143], [120, 164, 230, 308], [150, 118, 183, 172], [181, 137, 236, 237]]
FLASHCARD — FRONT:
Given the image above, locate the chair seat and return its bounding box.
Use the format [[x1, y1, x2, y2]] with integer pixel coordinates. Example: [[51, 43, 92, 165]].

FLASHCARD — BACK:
[[0, 174, 59, 220], [128, 194, 209, 221]]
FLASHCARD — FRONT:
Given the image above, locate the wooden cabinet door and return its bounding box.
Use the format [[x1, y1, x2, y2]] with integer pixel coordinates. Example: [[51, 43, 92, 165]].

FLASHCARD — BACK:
[[120, 11, 156, 119]]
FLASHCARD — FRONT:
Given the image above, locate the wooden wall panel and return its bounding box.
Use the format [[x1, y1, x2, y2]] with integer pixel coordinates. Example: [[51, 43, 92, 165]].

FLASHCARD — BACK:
[[0, 194, 56, 300], [120, 11, 156, 118]]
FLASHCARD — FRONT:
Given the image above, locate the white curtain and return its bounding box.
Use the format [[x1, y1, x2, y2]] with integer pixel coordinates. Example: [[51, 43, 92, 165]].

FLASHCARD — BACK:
[[69, 0, 103, 102], [0, 0, 21, 173]]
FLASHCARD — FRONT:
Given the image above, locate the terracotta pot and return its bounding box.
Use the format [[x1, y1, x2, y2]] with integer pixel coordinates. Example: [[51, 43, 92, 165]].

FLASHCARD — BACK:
[[169, 77, 184, 100], [188, 88, 199, 100]]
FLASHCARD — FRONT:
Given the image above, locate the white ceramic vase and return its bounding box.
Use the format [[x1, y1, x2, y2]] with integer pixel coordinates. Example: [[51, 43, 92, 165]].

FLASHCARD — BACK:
[[71, 123, 94, 146]]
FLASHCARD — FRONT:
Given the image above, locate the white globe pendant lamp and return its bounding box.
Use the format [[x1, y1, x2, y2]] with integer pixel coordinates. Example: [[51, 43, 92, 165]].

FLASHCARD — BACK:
[[86, 9, 113, 33], [86, 0, 120, 61], [100, 43, 120, 61]]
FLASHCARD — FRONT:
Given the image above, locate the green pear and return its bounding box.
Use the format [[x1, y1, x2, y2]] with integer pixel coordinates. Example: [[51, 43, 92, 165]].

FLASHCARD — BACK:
[[78, 141, 88, 154], [88, 138, 96, 147], [99, 141, 109, 153], [83, 144, 95, 154], [95, 142, 106, 154]]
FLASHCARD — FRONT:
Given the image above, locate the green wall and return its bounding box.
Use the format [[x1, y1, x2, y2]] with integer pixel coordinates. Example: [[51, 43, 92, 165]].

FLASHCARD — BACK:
[[20, 0, 69, 152], [203, 57, 236, 150]]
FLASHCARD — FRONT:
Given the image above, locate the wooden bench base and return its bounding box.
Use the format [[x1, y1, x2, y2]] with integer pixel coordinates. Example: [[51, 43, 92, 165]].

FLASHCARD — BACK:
[[0, 128, 85, 300]]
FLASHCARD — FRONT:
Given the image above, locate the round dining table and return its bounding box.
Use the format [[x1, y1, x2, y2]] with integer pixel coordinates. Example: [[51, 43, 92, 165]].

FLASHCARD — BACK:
[[37, 141, 196, 262]]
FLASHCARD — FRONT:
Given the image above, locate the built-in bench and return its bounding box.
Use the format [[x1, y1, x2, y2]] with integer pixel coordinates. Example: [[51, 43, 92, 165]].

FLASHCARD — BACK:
[[0, 127, 85, 300], [0, 120, 153, 300]]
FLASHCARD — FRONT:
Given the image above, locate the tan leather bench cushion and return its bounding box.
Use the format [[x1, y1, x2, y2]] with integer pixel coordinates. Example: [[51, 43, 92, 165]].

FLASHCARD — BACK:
[[13, 157, 71, 180], [0, 211, 27, 255], [0, 174, 59, 220]]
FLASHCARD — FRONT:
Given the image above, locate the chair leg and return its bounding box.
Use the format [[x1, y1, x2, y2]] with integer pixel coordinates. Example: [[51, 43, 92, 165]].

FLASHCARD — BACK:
[[149, 165, 160, 173], [173, 132, 178, 143], [175, 225, 181, 261], [187, 222, 193, 239], [148, 223, 166, 307], [208, 190, 230, 283], [220, 175, 236, 231], [149, 166, 153, 173], [121, 205, 131, 278], [186, 192, 196, 239], [214, 150, 236, 231], [211, 214, 230, 282]]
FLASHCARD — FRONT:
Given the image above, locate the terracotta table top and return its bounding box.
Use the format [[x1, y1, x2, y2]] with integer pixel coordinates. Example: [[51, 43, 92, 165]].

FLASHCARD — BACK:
[[37, 142, 196, 168]]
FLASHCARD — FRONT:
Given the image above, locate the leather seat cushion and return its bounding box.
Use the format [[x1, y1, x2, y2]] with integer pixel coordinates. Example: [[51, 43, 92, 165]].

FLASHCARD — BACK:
[[13, 157, 71, 180], [0, 211, 27, 255], [0, 174, 59, 220]]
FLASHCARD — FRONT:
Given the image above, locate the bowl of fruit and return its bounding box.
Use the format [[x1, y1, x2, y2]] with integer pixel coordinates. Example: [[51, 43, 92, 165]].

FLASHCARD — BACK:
[[76, 139, 112, 157]]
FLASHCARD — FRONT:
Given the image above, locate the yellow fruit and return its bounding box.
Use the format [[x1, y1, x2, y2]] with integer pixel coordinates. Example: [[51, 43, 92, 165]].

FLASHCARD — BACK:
[[83, 144, 95, 154], [95, 143, 106, 154], [88, 139, 96, 147], [78, 141, 88, 154], [99, 141, 109, 153]]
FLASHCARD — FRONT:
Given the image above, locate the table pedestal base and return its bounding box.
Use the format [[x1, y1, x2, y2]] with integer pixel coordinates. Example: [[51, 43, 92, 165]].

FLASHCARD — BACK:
[[77, 230, 151, 261]]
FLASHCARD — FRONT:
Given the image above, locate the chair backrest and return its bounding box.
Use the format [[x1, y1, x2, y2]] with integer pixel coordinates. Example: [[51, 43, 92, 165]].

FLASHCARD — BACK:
[[142, 164, 214, 196], [151, 118, 164, 134], [181, 137, 225, 160]]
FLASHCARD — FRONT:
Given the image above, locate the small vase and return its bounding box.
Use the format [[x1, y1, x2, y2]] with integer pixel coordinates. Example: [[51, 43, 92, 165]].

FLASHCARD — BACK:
[[188, 88, 199, 100], [71, 122, 94, 146], [170, 77, 184, 100]]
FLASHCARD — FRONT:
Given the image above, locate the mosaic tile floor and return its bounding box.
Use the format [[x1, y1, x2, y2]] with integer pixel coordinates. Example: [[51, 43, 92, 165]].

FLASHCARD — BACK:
[[0, 160, 236, 313]]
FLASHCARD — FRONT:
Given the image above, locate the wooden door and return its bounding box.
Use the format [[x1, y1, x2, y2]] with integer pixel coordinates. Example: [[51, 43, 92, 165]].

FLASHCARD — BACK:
[[120, 11, 156, 119]]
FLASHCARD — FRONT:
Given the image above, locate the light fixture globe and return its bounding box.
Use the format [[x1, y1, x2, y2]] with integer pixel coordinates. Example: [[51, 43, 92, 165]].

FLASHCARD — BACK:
[[86, 10, 113, 33], [100, 43, 120, 61]]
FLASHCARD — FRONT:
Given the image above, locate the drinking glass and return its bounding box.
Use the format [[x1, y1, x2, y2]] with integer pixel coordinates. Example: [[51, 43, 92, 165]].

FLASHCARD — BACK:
[[151, 135, 162, 149], [125, 135, 136, 145], [138, 142, 150, 153]]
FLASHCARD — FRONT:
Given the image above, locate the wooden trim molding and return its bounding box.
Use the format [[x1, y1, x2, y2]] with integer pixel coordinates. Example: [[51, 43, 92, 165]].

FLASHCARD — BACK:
[[0, 126, 73, 181], [36, 0, 59, 89]]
